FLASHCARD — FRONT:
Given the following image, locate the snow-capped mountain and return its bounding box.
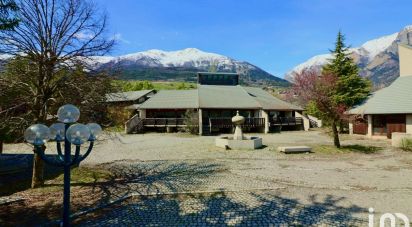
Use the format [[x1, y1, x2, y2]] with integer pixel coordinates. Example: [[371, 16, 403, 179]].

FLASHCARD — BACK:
[[285, 26, 412, 87], [92, 48, 288, 86], [93, 48, 241, 69], [359, 32, 398, 59]]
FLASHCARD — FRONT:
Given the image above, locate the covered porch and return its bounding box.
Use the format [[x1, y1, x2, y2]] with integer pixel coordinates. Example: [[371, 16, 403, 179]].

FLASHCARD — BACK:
[[126, 108, 304, 135], [350, 114, 412, 139]]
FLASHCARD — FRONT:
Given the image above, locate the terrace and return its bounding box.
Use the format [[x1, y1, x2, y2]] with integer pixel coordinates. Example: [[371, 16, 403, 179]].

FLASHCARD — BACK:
[[125, 115, 303, 134]]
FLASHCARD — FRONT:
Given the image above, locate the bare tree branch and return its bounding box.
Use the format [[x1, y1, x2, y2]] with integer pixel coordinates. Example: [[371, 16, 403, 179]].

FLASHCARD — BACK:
[[0, 0, 115, 187]]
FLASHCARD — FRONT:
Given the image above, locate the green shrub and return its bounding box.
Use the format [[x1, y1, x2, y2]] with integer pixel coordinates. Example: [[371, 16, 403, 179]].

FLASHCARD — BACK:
[[401, 138, 412, 151]]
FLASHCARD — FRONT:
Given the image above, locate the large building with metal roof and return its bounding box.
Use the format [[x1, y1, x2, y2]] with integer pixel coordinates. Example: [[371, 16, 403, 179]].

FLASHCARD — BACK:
[[125, 72, 306, 135], [348, 44, 412, 139]]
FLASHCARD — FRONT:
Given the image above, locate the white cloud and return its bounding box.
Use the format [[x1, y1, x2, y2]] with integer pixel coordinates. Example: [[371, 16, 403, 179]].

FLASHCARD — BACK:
[[112, 33, 130, 44], [74, 32, 95, 40], [74, 32, 130, 45]]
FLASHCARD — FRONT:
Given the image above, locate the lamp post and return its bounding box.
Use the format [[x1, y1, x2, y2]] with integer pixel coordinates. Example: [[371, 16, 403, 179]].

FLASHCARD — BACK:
[[24, 104, 102, 227]]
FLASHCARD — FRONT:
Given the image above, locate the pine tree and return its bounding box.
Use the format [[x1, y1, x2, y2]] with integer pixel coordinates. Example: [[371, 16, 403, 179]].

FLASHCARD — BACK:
[[294, 31, 371, 147], [323, 31, 371, 135], [316, 31, 371, 147], [323, 31, 371, 108]]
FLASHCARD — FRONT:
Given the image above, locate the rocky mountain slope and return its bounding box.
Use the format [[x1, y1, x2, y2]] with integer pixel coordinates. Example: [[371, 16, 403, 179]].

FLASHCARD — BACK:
[[93, 48, 289, 86], [285, 26, 412, 88]]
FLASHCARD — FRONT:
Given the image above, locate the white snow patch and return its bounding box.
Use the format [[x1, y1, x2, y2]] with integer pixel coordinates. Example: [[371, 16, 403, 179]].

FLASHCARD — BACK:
[[403, 25, 412, 31], [89, 48, 240, 68], [290, 54, 331, 74], [110, 48, 233, 67], [360, 32, 398, 58], [285, 28, 405, 80], [89, 56, 115, 64]]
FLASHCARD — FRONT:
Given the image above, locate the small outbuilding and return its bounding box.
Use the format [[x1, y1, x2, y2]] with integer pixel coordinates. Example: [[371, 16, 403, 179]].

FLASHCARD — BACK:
[[106, 90, 156, 109], [105, 90, 157, 124], [348, 44, 412, 139]]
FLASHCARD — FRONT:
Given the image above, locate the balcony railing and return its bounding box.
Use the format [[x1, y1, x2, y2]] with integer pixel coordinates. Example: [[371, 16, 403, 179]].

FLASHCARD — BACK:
[[143, 118, 186, 127], [271, 117, 303, 126], [208, 117, 265, 128], [126, 116, 302, 134]]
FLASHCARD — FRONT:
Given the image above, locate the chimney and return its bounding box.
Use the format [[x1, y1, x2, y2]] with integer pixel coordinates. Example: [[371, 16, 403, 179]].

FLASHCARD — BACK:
[[398, 43, 412, 77]]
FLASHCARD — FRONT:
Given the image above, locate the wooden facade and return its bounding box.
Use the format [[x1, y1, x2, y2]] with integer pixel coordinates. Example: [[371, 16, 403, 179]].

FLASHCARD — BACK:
[[126, 108, 303, 134], [371, 114, 406, 139], [351, 114, 407, 139], [353, 118, 368, 135], [146, 109, 188, 118], [385, 115, 406, 139]]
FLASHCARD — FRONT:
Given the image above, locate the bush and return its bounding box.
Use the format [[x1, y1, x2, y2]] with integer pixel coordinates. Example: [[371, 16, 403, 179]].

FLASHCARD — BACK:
[[401, 138, 412, 151], [183, 109, 199, 135], [107, 106, 134, 127]]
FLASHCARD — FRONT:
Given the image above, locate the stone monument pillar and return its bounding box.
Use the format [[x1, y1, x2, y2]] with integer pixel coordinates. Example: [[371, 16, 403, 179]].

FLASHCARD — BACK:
[[232, 111, 245, 140]]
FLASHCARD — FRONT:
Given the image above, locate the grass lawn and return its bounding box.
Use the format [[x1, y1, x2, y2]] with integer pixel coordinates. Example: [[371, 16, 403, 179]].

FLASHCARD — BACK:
[[152, 81, 197, 90]]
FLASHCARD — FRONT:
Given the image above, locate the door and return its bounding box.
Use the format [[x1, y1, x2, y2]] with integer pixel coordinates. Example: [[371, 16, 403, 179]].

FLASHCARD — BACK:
[[372, 115, 387, 136], [353, 118, 368, 135], [386, 115, 406, 139]]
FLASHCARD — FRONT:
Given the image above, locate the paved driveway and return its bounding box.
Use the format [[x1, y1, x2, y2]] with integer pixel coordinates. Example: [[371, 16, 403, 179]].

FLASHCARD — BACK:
[[4, 131, 412, 226]]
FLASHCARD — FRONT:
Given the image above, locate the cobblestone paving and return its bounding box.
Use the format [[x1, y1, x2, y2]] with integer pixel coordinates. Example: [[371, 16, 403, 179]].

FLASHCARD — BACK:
[[5, 131, 404, 226], [75, 159, 369, 226], [98, 160, 285, 199], [73, 154, 412, 226], [77, 191, 366, 226]]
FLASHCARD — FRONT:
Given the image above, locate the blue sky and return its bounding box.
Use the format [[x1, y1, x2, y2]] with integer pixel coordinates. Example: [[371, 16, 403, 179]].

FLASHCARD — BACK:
[[99, 0, 411, 78]]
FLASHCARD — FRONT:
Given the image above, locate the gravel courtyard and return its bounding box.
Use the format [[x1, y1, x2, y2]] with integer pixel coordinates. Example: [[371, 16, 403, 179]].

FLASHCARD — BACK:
[[3, 130, 412, 226]]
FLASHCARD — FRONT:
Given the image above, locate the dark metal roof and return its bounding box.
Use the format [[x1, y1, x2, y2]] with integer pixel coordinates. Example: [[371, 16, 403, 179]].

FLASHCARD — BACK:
[[106, 90, 155, 102]]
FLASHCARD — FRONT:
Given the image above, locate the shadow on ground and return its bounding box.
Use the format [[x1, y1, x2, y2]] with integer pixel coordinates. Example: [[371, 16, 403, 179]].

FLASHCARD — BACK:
[[0, 153, 65, 196], [75, 191, 367, 226], [0, 161, 225, 226], [342, 145, 383, 154], [69, 161, 227, 201], [1, 160, 369, 226]]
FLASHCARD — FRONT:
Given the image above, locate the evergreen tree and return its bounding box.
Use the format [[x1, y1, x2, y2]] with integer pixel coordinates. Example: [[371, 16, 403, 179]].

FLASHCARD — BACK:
[[294, 32, 371, 148], [323, 31, 371, 108], [323, 31, 371, 134]]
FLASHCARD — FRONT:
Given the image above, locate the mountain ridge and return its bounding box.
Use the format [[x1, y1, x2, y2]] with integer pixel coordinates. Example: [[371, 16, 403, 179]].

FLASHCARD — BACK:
[[285, 26, 412, 88], [92, 48, 289, 86]]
